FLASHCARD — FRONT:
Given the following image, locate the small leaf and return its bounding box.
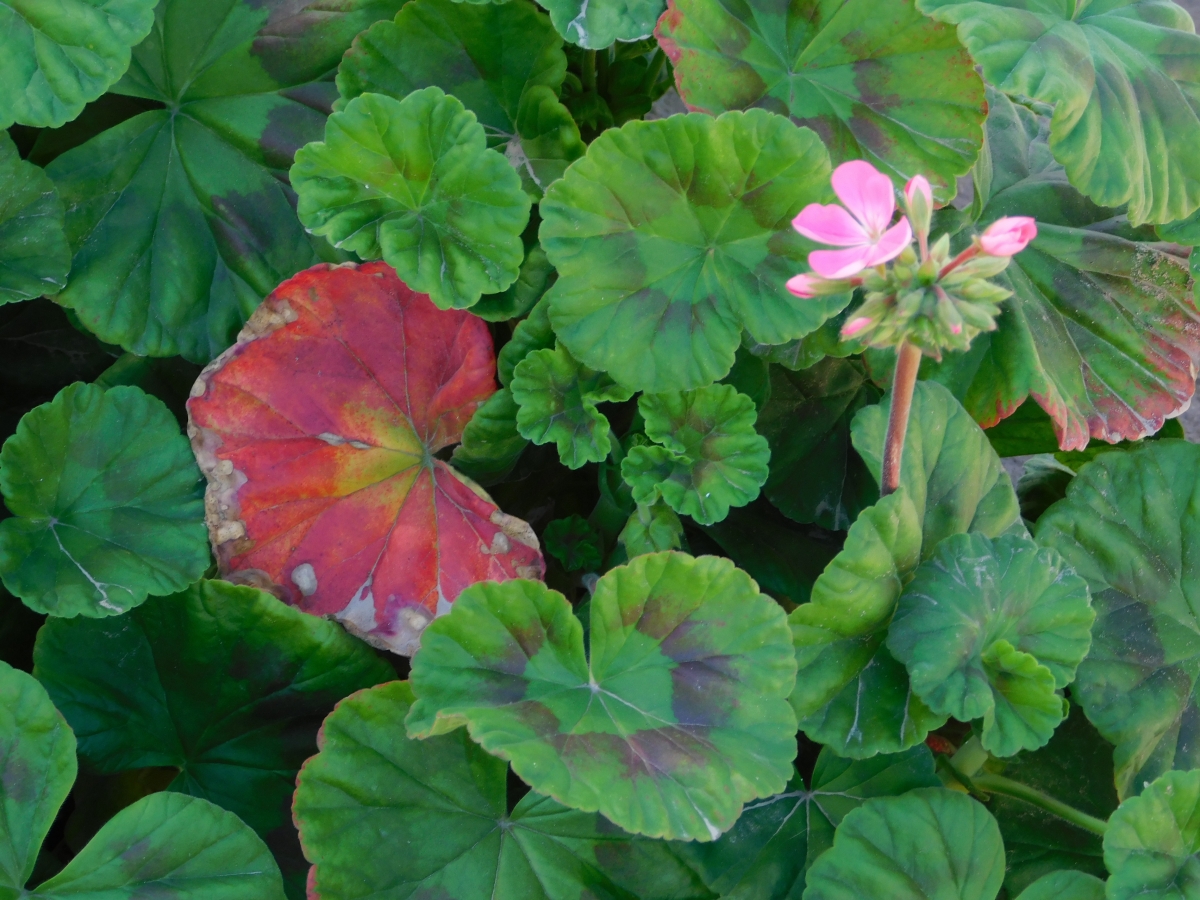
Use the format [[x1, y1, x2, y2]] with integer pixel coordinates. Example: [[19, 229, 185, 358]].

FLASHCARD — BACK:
[[407, 552, 798, 841], [542, 0, 665, 49], [473, 245, 558, 322], [1105, 769, 1200, 900], [803, 788, 1005, 900], [498, 294, 556, 387], [540, 110, 847, 393], [619, 500, 684, 558], [887, 532, 1092, 756], [543, 515, 602, 572], [292, 89, 531, 310], [451, 388, 529, 486], [187, 262, 544, 656], [512, 343, 632, 469], [622, 384, 771, 526], [1014, 871, 1106, 900], [0, 133, 70, 304], [656, 0, 986, 201], [0, 383, 209, 617]]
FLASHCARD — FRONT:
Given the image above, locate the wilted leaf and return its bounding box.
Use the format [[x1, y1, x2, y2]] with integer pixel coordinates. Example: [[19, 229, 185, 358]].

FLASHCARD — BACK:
[[0, 133, 70, 304], [407, 552, 797, 841], [540, 110, 846, 393], [0, 382, 208, 617], [187, 262, 543, 656], [656, 0, 986, 200], [1104, 769, 1200, 900]]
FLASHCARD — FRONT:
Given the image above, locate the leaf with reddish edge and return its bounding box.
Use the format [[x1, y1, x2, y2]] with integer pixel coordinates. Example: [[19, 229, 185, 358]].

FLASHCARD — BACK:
[[186, 261, 544, 656]]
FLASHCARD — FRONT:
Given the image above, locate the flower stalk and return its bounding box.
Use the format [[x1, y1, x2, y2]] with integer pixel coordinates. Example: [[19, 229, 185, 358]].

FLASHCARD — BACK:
[[882, 342, 921, 494]]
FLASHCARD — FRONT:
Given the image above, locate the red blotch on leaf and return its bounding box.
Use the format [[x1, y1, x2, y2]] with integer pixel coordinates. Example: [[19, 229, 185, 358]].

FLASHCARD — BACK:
[[187, 262, 544, 655]]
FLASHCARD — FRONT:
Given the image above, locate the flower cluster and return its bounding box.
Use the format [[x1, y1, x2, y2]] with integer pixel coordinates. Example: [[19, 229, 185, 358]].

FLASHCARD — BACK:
[[787, 160, 1036, 357]]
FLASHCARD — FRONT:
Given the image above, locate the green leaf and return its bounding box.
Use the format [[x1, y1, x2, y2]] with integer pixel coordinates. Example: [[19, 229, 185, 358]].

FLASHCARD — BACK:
[[541, 0, 665, 49], [1014, 871, 1106, 900], [851, 380, 1021, 558], [670, 745, 941, 900], [512, 343, 632, 469], [294, 680, 715, 900], [335, 0, 583, 199], [803, 788, 1006, 900], [543, 515, 603, 572], [0, 383, 208, 617], [473, 245, 558, 322], [756, 357, 880, 531], [1105, 769, 1200, 900], [918, 0, 1200, 226], [622, 384, 771, 526], [1035, 440, 1200, 798], [0, 133, 70, 304], [33, 578, 393, 897], [451, 388, 529, 486], [499, 294, 557, 388], [887, 532, 1092, 756], [1017, 455, 1077, 524], [407, 551, 797, 841], [789, 490, 946, 758], [540, 109, 847, 393], [619, 500, 685, 558], [46, 0, 402, 362], [656, 0, 986, 201], [0, 0, 156, 128], [292, 89, 530, 310]]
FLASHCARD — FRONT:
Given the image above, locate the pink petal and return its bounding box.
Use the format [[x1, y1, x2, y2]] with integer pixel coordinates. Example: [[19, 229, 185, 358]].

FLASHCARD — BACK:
[[841, 316, 874, 338], [904, 175, 932, 208], [980, 216, 1038, 256], [792, 203, 869, 247], [862, 217, 913, 267], [808, 245, 875, 279], [832, 160, 896, 235], [786, 273, 823, 298]]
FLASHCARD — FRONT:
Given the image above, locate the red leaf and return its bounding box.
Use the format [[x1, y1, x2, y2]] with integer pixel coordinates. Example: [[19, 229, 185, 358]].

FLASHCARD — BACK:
[[188, 262, 544, 655]]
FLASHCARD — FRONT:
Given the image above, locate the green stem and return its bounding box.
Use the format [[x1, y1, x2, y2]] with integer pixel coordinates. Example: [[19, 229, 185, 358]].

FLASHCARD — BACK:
[[644, 48, 667, 91], [881, 341, 921, 495], [971, 772, 1108, 836], [582, 50, 597, 94]]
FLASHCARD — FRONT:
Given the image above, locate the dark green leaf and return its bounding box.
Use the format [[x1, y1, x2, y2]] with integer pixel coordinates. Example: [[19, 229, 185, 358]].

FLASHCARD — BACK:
[[451, 388, 529, 487], [1014, 871, 1106, 900], [542, 0, 665, 49], [543, 515, 602, 572], [0, 133, 70, 304]]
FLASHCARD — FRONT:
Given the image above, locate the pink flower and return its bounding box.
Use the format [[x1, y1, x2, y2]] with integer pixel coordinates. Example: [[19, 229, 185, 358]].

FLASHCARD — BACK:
[[904, 174, 932, 210], [786, 274, 823, 298], [980, 216, 1037, 256], [793, 160, 913, 279], [841, 316, 874, 338]]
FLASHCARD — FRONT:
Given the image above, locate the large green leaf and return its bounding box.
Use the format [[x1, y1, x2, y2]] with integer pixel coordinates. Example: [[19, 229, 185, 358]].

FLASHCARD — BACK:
[[0, 133, 71, 304], [656, 0, 986, 201], [887, 532, 1092, 756], [540, 109, 846, 393], [788, 490, 946, 758], [756, 357, 880, 531], [407, 552, 797, 841], [1104, 769, 1200, 900], [0, 0, 156, 128], [803, 788, 1006, 900], [33, 578, 393, 897], [292, 89, 531, 310], [295, 680, 714, 900], [0, 383, 208, 617], [918, 0, 1200, 226], [335, 0, 583, 198], [1035, 440, 1200, 798], [541, 0, 665, 49], [670, 745, 941, 900], [923, 89, 1200, 451], [46, 0, 403, 362], [851, 380, 1021, 557]]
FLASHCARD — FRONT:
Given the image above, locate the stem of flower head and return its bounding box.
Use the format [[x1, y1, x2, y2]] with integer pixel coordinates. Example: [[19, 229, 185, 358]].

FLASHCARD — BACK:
[[939, 243, 980, 278], [582, 50, 597, 94], [970, 772, 1109, 836], [881, 341, 921, 495]]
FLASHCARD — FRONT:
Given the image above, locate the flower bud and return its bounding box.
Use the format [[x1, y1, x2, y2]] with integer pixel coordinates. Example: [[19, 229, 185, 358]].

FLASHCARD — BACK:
[[980, 216, 1037, 256], [786, 273, 853, 298], [904, 175, 933, 248]]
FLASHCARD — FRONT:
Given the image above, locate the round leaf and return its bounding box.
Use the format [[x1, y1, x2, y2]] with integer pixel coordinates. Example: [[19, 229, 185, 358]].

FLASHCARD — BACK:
[[0, 382, 209, 617], [33, 578, 392, 896], [0, 0, 155, 128], [1104, 769, 1200, 900], [622, 384, 771, 526], [512, 343, 633, 469], [294, 680, 714, 900], [0, 133, 70, 304], [540, 109, 846, 393], [187, 262, 544, 656], [292, 89, 531, 311], [541, 0, 664, 49], [803, 788, 1006, 900], [1035, 440, 1200, 798], [1014, 871, 1106, 900], [656, 0, 986, 200], [887, 532, 1093, 756], [919, 0, 1200, 225], [407, 551, 798, 841]]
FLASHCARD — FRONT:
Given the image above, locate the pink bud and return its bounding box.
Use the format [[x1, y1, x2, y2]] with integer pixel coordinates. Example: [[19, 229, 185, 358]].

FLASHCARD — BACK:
[[904, 175, 932, 209], [841, 316, 874, 338], [786, 273, 823, 298], [980, 217, 1037, 256]]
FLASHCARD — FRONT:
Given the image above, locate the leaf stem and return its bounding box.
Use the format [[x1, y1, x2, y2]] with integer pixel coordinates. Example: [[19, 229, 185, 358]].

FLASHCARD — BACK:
[[970, 772, 1109, 836], [583, 50, 598, 94], [881, 341, 921, 495], [645, 48, 667, 92]]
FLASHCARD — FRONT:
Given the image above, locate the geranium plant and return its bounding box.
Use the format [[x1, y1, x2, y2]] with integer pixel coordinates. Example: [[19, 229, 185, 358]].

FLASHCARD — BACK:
[[3, 0, 1200, 898]]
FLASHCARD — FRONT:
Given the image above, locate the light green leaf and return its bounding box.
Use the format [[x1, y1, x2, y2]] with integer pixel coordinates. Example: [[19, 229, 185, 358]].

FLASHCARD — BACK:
[[1104, 769, 1200, 900], [473, 245, 557, 322], [0, 133, 70, 304], [1014, 871, 1106, 900], [540, 110, 846, 393], [291, 88, 531, 310], [541, 0, 664, 49], [622, 384, 771, 526], [0, 383, 208, 617], [619, 500, 685, 558], [451, 388, 529, 486], [407, 552, 798, 841]]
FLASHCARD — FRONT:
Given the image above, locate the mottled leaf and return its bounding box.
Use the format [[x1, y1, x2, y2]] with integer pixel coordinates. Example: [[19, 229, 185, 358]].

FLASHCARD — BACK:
[[542, 0, 665, 49], [1014, 871, 1106, 900], [0, 133, 70, 304], [1105, 769, 1200, 900], [451, 388, 529, 486], [656, 0, 986, 200], [0, 382, 208, 617], [540, 110, 846, 393], [407, 552, 798, 841], [187, 262, 543, 656]]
